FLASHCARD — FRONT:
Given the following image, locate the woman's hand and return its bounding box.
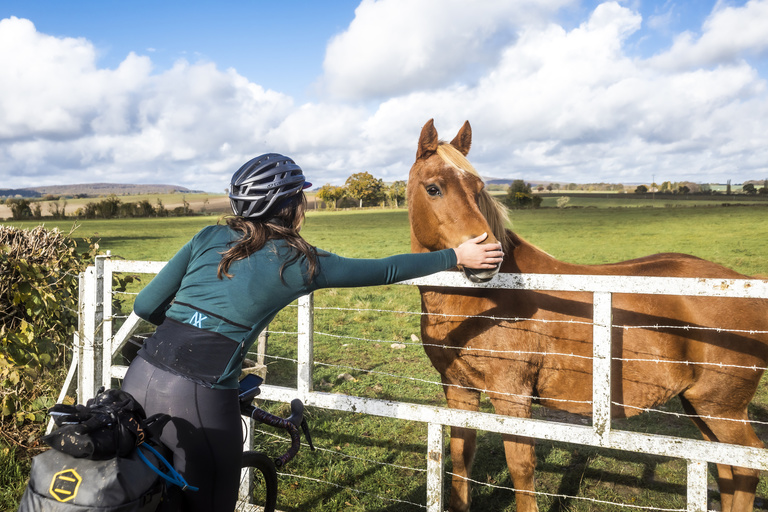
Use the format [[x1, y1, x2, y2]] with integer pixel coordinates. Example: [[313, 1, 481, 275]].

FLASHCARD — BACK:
[[454, 233, 504, 269]]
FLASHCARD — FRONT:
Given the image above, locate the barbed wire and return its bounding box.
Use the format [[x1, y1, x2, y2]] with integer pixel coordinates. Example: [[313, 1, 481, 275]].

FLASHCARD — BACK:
[[446, 472, 686, 512], [260, 331, 768, 428], [96, 277, 768, 510], [250, 426, 428, 509], [615, 402, 768, 426], [276, 472, 427, 509], [252, 426, 426, 473], [316, 305, 768, 336], [249, 419, 687, 511]]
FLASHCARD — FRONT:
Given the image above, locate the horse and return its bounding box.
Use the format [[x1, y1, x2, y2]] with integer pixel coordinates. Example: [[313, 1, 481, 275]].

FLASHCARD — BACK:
[[406, 119, 768, 512]]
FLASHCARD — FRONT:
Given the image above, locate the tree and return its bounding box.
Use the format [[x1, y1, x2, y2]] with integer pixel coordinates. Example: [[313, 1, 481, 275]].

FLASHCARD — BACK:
[[94, 195, 121, 218], [47, 199, 68, 219], [136, 199, 155, 217], [504, 180, 541, 209], [316, 184, 345, 209], [6, 198, 32, 220], [344, 172, 385, 207], [634, 184, 648, 194], [387, 181, 407, 208], [156, 198, 168, 217], [743, 183, 757, 195]]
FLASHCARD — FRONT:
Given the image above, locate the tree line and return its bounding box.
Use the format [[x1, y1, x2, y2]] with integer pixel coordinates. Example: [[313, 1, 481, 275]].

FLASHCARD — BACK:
[[2, 195, 203, 221], [315, 172, 407, 209]]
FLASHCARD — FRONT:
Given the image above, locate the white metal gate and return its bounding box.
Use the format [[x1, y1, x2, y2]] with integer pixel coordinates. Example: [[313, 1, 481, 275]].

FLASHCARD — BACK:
[[61, 254, 768, 512]]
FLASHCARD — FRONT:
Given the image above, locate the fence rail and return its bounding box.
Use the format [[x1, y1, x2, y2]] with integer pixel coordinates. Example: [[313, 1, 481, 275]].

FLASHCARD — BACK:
[[62, 255, 768, 512]]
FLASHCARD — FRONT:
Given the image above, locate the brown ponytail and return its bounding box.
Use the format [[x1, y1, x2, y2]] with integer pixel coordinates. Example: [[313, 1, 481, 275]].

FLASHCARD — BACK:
[[217, 193, 321, 282]]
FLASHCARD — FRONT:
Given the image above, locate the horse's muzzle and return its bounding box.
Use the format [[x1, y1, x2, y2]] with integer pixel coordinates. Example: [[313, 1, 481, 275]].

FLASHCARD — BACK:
[[462, 264, 500, 283]]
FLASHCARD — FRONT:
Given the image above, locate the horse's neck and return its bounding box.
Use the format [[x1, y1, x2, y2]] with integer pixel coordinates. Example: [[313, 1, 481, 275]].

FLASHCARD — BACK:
[[504, 230, 578, 275]]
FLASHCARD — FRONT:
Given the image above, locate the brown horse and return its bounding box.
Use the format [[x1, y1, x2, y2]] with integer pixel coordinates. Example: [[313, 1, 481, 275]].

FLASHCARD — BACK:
[[407, 119, 768, 512]]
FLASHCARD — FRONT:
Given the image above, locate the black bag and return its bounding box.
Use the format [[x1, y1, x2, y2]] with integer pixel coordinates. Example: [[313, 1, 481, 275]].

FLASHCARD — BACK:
[[17, 445, 164, 511], [42, 388, 168, 460], [17, 388, 187, 512]]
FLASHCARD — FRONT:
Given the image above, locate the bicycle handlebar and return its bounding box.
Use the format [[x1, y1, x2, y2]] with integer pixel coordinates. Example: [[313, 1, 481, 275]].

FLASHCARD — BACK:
[[239, 394, 315, 468]]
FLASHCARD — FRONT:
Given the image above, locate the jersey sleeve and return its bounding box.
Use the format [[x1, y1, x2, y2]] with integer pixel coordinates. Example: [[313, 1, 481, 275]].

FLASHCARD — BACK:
[[133, 239, 194, 325], [311, 248, 457, 289]]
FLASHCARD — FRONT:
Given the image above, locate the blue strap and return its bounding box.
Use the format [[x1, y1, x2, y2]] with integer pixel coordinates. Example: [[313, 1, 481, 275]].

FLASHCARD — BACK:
[[137, 443, 199, 492]]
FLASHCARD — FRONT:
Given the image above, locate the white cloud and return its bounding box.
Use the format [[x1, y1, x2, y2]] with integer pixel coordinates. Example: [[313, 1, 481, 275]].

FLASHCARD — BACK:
[[0, 17, 297, 191], [389, 1, 768, 185], [320, 0, 572, 101], [1, 1, 768, 193], [650, 0, 768, 70]]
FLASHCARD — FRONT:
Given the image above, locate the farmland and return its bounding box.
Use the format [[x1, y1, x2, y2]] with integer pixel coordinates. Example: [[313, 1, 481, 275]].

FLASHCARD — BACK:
[[3, 200, 768, 511]]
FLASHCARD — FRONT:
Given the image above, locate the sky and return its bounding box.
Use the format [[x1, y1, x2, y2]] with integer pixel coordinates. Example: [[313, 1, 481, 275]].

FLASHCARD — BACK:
[[1, 0, 767, 193]]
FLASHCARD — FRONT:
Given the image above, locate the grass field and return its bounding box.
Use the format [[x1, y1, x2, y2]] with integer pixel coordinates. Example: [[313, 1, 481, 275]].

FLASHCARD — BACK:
[[3, 202, 768, 511]]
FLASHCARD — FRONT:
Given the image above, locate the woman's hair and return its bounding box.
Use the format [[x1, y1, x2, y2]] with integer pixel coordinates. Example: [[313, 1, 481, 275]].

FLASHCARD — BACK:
[[217, 193, 321, 282]]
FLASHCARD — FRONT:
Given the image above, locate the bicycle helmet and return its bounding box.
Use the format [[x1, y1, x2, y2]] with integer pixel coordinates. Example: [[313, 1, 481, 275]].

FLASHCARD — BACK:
[[229, 153, 312, 218]]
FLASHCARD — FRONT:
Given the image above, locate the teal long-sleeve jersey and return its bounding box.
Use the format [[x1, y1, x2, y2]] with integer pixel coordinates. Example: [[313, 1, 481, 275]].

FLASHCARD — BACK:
[[133, 224, 457, 388]]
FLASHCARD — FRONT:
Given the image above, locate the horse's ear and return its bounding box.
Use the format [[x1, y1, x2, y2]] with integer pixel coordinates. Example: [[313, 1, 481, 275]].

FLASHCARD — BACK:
[[416, 119, 439, 161], [450, 121, 472, 156]]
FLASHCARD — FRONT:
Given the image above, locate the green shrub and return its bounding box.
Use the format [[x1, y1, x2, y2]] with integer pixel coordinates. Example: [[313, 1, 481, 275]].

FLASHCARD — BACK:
[[0, 225, 96, 449]]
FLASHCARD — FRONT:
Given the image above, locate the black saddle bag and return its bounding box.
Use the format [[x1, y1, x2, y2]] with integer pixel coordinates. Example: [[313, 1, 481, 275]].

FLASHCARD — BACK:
[[41, 388, 168, 460], [18, 387, 174, 512], [17, 445, 164, 512]]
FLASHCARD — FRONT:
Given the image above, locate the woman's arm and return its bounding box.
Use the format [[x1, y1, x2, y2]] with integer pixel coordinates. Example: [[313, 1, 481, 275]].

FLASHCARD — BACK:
[[133, 242, 193, 325], [312, 234, 503, 289]]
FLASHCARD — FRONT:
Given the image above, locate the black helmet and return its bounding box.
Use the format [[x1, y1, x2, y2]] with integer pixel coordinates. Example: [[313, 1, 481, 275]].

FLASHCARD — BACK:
[[229, 153, 312, 218]]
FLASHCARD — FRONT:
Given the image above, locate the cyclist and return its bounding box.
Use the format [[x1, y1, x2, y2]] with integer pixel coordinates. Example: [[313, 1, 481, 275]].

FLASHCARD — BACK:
[[121, 153, 503, 512]]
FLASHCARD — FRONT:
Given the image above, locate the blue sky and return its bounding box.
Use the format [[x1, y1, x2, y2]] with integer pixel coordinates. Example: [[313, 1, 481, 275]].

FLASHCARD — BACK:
[[1, 0, 767, 192]]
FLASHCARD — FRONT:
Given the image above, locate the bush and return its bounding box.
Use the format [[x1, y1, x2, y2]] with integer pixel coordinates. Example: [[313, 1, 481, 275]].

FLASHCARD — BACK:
[[504, 180, 542, 209], [0, 225, 96, 451]]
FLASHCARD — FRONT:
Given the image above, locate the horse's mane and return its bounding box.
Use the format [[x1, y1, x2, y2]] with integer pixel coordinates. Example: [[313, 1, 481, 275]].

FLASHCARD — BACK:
[[436, 142, 512, 251]]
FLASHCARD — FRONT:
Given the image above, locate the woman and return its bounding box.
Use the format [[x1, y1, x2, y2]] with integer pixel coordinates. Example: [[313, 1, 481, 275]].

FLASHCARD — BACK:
[[121, 153, 503, 511]]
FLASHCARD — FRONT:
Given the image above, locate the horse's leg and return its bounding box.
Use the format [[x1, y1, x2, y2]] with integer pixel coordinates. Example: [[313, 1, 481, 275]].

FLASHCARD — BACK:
[[501, 434, 538, 512], [444, 381, 481, 512], [491, 397, 538, 512], [679, 395, 763, 512]]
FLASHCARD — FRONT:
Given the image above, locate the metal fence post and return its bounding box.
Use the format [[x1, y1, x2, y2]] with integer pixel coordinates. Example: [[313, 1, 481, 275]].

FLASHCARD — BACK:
[[239, 418, 256, 502], [256, 328, 269, 372], [77, 266, 98, 403], [427, 423, 445, 512], [592, 291, 612, 443], [297, 293, 314, 396], [96, 251, 114, 389], [687, 460, 708, 512]]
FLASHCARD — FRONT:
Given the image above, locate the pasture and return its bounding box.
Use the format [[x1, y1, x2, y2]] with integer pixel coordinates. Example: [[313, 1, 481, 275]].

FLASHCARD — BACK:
[[5, 203, 768, 511]]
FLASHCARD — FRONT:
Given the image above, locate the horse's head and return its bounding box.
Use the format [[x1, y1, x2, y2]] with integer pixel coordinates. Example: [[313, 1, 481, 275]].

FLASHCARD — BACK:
[[407, 119, 508, 283]]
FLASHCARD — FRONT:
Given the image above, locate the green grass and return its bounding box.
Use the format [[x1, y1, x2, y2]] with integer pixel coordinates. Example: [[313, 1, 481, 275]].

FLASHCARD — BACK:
[[4, 203, 768, 511], [508, 206, 768, 277], [0, 446, 29, 511]]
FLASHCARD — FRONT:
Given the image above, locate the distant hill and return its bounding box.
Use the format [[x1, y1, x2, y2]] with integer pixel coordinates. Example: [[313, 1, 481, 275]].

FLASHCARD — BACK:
[[0, 188, 41, 198], [0, 183, 202, 198]]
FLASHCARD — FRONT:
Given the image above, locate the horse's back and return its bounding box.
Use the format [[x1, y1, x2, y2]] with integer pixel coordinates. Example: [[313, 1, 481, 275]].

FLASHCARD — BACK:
[[598, 251, 752, 279]]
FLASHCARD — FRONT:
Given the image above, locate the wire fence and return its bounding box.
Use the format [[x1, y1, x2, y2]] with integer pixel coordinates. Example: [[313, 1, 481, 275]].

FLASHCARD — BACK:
[[67, 257, 768, 512]]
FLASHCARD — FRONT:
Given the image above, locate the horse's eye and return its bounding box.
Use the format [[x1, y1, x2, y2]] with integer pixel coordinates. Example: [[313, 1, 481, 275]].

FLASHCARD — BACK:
[[426, 185, 442, 197]]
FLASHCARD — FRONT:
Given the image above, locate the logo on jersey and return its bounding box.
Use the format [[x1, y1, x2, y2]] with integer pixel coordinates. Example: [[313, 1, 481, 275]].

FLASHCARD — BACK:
[[189, 311, 208, 328]]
